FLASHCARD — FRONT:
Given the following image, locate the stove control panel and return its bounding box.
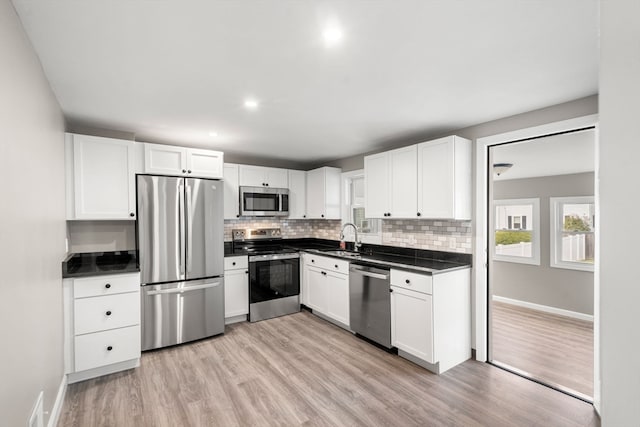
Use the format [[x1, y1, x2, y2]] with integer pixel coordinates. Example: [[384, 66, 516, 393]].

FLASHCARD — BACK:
[[232, 228, 282, 241]]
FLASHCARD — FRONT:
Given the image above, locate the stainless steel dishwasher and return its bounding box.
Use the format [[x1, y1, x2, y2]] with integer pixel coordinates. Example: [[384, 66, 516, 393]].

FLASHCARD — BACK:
[[349, 264, 392, 349]]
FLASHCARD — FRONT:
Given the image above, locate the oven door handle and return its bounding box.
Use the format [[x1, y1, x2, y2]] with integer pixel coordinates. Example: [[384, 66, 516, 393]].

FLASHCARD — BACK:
[[249, 254, 300, 262], [145, 281, 222, 296]]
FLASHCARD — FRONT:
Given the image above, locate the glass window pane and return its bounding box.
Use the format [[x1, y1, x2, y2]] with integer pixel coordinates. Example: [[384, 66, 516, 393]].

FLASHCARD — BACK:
[[495, 204, 533, 258], [560, 202, 594, 264]]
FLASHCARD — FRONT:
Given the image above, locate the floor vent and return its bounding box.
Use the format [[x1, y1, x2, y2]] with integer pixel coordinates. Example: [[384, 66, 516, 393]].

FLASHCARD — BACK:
[[28, 391, 44, 427]]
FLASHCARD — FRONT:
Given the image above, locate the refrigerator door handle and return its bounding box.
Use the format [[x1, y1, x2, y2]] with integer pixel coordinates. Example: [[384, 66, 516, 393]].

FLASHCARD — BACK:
[[179, 182, 186, 276], [186, 183, 193, 274], [145, 281, 222, 295]]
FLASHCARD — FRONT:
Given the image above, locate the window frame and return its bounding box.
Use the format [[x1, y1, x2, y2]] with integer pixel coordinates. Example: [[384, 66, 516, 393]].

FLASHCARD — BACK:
[[492, 198, 541, 265], [550, 196, 595, 272], [341, 170, 382, 244]]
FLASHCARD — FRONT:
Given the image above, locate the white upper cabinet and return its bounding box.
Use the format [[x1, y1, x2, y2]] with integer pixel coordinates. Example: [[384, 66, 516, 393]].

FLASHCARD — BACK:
[[223, 163, 240, 220], [363, 152, 389, 218], [364, 145, 417, 219], [187, 148, 224, 178], [306, 167, 341, 219], [417, 136, 471, 220], [288, 169, 307, 219], [66, 133, 136, 220], [239, 165, 288, 188], [144, 143, 223, 179]]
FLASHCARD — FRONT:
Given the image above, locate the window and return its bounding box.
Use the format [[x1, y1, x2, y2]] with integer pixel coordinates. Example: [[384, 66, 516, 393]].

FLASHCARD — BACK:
[[493, 198, 540, 265], [550, 196, 595, 271], [341, 170, 381, 244]]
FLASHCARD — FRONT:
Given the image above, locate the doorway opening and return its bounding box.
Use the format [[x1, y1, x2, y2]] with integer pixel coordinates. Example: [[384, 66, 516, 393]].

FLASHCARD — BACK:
[[487, 127, 596, 402]]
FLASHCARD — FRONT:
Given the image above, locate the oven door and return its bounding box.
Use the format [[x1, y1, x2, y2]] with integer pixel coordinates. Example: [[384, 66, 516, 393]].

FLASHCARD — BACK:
[[249, 254, 300, 304], [240, 186, 289, 216]]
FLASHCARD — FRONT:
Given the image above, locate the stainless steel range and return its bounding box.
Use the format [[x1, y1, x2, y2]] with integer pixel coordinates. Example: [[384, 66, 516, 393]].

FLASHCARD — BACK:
[[232, 228, 300, 322]]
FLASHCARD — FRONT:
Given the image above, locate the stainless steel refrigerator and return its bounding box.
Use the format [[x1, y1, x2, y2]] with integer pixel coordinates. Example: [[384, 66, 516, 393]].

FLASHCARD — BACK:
[[137, 175, 225, 351]]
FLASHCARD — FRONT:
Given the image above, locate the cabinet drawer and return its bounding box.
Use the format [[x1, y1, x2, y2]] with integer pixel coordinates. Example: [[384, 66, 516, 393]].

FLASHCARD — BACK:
[[74, 325, 141, 372], [391, 269, 432, 294], [305, 254, 349, 274], [74, 292, 140, 335], [224, 256, 248, 271], [74, 273, 140, 298]]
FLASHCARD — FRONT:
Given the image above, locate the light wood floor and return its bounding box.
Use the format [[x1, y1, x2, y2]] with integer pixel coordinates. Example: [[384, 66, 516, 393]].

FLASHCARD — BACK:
[[491, 301, 594, 398], [60, 310, 599, 426]]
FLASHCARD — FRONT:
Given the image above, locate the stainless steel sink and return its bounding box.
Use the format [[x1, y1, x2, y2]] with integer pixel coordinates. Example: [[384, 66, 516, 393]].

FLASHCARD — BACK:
[[321, 250, 362, 259]]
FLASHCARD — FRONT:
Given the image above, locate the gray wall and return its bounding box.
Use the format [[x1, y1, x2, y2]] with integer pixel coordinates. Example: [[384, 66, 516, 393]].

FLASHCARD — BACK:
[[492, 173, 594, 315], [0, 1, 66, 425], [599, 0, 640, 421], [324, 95, 598, 172], [67, 221, 136, 253]]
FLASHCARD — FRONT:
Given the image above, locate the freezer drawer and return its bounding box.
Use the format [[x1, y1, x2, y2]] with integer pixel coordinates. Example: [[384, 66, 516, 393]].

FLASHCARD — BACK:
[[141, 278, 225, 351]]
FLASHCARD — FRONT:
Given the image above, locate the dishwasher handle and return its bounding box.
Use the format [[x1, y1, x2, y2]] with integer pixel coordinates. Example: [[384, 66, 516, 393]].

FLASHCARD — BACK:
[[350, 265, 389, 280]]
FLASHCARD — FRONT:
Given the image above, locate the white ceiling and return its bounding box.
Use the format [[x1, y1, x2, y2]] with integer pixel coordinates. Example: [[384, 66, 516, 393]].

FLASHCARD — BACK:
[[12, 0, 598, 165], [492, 128, 595, 180]]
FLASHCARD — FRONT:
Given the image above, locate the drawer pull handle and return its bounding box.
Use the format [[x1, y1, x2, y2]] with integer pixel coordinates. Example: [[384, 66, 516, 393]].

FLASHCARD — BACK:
[[105, 311, 112, 316], [105, 283, 111, 289], [405, 279, 411, 284], [107, 346, 113, 351], [334, 264, 338, 268], [232, 262, 236, 266], [311, 259, 315, 263]]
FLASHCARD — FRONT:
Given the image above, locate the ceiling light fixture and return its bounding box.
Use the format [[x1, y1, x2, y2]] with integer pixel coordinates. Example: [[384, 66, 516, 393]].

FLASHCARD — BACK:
[[244, 99, 259, 110], [493, 163, 514, 176], [322, 26, 344, 46], [208, 131, 218, 137]]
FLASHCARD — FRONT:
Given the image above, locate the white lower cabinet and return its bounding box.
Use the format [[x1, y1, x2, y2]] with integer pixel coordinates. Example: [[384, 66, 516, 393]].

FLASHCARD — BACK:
[[390, 268, 470, 374], [63, 272, 141, 383], [74, 325, 141, 372], [224, 256, 249, 323], [391, 287, 434, 363], [303, 254, 349, 329]]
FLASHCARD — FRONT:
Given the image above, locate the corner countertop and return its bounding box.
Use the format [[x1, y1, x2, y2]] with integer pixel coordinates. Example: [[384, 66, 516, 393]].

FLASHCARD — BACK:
[[62, 250, 139, 278], [224, 238, 471, 275]]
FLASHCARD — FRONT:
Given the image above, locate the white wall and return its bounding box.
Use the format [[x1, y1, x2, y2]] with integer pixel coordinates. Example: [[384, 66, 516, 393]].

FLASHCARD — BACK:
[[0, 1, 66, 425], [599, 0, 640, 423]]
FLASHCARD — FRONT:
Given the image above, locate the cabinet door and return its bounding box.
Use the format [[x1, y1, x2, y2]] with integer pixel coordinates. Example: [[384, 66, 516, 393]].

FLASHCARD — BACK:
[[391, 286, 434, 363], [389, 145, 418, 218], [326, 272, 350, 326], [264, 167, 288, 188], [186, 148, 223, 179], [239, 165, 267, 187], [73, 135, 135, 220], [224, 164, 240, 219], [306, 266, 327, 313], [364, 152, 389, 218], [305, 168, 325, 219], [224, 269, 249, 318], [288, 170, 307, 219], [144, 143, 187, 176], [417, 138, 455, 219]]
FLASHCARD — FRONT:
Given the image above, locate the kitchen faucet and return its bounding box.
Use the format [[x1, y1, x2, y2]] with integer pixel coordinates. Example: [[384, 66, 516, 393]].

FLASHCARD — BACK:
[[340, 222, 362, 252]]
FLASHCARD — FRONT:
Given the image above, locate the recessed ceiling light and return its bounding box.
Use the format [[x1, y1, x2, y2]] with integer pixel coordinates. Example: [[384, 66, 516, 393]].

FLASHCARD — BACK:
[[208, 131, 218, 137], [244, 99, 259, 110], [322, 26, 343, 46]]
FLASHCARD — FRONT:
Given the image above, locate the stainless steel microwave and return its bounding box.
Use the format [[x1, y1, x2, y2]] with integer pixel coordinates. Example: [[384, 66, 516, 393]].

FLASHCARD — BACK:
[[239, 186, 289, 217]]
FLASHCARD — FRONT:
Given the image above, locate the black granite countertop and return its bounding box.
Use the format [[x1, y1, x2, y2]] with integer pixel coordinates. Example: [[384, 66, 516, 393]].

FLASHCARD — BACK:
[[224, 238, 471, 274], [62, 250, 139, 278]]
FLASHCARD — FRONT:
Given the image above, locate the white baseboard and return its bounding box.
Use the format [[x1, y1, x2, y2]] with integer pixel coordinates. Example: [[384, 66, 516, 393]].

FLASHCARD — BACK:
[[47, 375, 67, 427], [492, 295, 594, 322]]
